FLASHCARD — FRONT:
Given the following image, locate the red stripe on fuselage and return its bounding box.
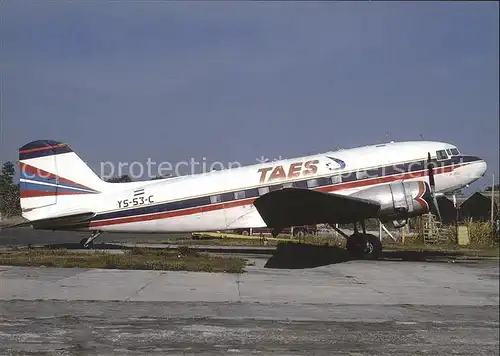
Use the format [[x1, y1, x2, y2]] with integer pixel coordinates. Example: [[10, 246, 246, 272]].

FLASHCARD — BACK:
[[20, 190, 95, 198], [89, 165, 458, 228], [19, 144, 67, 154]]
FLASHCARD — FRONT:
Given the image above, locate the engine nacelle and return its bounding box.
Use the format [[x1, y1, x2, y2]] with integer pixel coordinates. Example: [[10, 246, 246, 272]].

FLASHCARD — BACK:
[[351, 181, 433, 224]]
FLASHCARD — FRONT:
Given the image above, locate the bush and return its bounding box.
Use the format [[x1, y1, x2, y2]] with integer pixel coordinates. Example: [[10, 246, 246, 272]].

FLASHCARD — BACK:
[[403, 233, 424, 245], [468, 221, 499, 247]]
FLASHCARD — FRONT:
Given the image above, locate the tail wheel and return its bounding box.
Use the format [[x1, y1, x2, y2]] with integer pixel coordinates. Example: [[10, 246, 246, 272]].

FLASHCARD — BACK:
[[79, 238, 93, 249]]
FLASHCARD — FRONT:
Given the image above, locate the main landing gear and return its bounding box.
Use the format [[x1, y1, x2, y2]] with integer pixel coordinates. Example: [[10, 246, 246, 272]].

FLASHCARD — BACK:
[[331, 221, 382, 260], [79, 231, 102, 249]]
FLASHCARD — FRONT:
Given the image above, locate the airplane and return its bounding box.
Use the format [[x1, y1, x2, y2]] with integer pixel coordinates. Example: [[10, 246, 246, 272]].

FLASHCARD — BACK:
[[12, 139, 487, 259]]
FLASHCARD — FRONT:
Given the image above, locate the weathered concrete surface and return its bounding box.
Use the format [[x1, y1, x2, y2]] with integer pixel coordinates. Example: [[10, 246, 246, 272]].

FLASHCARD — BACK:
[[0, 259, 498, 355], [1, 259, 498, 305]]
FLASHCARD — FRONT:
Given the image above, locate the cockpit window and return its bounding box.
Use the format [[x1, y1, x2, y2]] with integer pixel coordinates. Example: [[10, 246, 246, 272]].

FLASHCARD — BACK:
[[450, 148, 460, 155], [436, 150, 448, 160]]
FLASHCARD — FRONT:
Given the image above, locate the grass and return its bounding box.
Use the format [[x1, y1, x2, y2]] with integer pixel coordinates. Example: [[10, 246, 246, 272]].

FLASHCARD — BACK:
[[0, 246, 247, 273], [382, 241, 499, 257], [0, 216, 27, 228], [136, 235, 340, 248], [137, 234, 499, 258]]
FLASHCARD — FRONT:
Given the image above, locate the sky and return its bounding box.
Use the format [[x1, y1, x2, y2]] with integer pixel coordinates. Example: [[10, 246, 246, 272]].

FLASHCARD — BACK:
[[1, 1, 498, 192]]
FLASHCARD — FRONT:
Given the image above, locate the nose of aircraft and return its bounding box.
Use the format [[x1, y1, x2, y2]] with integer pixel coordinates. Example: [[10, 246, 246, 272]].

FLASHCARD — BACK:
[[470, 156, 488, 180], [478, 159, 487, 177]]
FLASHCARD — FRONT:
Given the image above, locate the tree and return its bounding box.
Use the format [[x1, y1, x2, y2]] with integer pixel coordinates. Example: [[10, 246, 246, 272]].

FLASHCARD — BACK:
[[106, 174, 132, 183], [152, 174, 173, 180], [0, 161, 21, 217], [1, 161, 15, 186]]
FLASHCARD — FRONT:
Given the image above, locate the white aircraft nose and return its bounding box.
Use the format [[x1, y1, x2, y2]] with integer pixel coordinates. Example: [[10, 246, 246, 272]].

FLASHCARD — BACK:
[[477, 159, 487, 177], [469, 158, 487, 181]]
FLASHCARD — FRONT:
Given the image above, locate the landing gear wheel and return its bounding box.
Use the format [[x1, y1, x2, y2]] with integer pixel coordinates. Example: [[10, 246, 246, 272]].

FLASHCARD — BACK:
[[293, 229, 306, 238], [364, 234, 382, 260], [346, 233, 382, 260]]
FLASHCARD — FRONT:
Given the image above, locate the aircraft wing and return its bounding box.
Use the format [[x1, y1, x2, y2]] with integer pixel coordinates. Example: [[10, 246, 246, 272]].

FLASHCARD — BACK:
[[253, 188, 380, 234]]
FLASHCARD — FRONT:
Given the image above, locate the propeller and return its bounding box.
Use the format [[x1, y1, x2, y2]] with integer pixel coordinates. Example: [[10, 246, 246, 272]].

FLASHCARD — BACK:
[[427, 152, 442, 221]]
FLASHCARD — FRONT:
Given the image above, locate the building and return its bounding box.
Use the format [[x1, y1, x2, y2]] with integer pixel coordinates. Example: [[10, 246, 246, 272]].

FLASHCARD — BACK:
[[436, 196, 458, 225], [459, 191, 499, 222]]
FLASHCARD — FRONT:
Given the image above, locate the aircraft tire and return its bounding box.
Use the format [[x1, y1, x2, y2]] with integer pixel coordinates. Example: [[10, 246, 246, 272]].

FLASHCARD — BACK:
[[346, 233, 382, 260], [364, 234, 382, 260], [293, 229, 306, 238]]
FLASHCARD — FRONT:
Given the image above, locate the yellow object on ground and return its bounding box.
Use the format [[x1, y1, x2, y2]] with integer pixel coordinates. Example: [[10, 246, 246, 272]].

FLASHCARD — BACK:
[[457, 225, 470, 246]]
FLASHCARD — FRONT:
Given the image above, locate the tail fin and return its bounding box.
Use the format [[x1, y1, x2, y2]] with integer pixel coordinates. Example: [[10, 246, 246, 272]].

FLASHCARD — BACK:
[[18, 140, 105, 215]]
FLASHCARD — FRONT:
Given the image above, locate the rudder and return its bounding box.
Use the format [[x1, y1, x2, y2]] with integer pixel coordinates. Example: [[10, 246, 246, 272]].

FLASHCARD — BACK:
[[18, 140, 105, 213]]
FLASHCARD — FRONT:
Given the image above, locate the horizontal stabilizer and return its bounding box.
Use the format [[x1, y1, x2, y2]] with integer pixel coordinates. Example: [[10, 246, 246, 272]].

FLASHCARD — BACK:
[[1, 212, 95, 230]]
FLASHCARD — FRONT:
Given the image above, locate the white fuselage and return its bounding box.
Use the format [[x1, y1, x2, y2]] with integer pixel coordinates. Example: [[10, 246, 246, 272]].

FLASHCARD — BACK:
[[24, 141, 488, 233]]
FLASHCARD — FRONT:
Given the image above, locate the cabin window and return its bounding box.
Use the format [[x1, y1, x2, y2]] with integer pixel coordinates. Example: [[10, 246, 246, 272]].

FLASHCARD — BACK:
[[436, 150, 448, 160], [409, 160, 425, 172], [293, 180, 308, 189], [269, 184, 283, 192], [341, 172, 356, 183], [188, 197, 210, 208], [331, 175, 342, 184], [210, 195, 221, 204], [307, 179, 319, 188], [365, 168, 381, 178], [393, 163, 409, 174], [221, 192, 234, 202], [381, 165, 396, 177], [356, 171, 370, 180], [245, 188, 260, 198], [258, 187, 270, 195], [234, 190, 246, 200], [315, 177, 332, 186]]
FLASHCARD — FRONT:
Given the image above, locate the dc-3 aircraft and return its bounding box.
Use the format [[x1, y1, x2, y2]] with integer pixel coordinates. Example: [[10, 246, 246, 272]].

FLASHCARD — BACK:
[[13, 139, 487, 259]]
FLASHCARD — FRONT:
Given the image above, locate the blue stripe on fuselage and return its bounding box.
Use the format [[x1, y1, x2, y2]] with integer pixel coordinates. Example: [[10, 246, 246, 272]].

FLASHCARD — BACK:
[[20, 181, 94, 194]]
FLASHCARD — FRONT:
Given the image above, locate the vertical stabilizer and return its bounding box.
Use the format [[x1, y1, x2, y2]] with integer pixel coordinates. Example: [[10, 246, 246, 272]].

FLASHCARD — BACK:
[[18, 140, 105, 215]]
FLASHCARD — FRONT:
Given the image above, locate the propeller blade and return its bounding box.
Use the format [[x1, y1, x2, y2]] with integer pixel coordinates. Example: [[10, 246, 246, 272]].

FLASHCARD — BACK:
[[432, 194, 442, 222], [427, 152, 441, 221], [427, 152, 435, 189]]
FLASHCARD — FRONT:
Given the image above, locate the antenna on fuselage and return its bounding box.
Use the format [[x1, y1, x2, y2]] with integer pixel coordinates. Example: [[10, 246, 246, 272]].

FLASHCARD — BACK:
[[420, 133, 425, 140]]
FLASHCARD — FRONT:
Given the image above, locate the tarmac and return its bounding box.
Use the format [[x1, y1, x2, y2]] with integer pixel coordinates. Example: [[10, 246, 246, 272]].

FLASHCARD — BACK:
[[0, 227, 184, 247], [0, 253, 499, 355]]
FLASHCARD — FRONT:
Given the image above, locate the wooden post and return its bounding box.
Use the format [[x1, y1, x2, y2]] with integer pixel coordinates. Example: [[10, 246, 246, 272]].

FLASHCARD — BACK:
[[491, 174, 495, 229], [454, 193, 459, 245]]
